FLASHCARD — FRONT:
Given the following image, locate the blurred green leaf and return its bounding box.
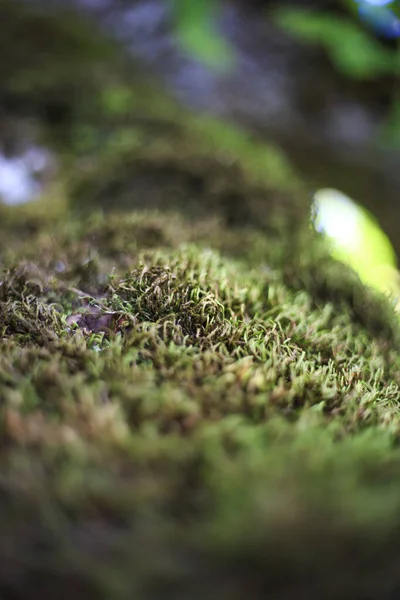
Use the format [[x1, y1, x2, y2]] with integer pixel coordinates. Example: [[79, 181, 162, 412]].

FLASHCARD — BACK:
[[273, 8, 397, 79], [172, 0, 234, 71]]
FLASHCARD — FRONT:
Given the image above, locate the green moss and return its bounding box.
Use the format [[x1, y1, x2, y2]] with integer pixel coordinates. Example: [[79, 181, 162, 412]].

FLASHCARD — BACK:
[[67, 77, 308, 243], [0, 16, 399, 591], [1, 196, 400, 598], [2, 3, 400, 596]]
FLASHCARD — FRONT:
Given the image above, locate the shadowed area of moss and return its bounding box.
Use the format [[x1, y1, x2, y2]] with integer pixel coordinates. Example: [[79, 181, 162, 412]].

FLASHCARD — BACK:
[[67, 78, 307, 239], [1, 203, 400, 599]]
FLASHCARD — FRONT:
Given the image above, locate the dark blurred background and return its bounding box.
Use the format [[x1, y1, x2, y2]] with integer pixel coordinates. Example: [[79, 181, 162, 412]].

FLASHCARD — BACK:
[[1, 0, 400, 250]]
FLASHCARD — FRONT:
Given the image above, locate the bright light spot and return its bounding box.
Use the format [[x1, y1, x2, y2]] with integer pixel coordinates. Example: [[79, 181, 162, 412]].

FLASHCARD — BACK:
[[0, 146, 51, 205], [355, 0, 400, 38], [312, 188, 400, 302], [356, 0, 394, 5], [314, 189, 362, 253]]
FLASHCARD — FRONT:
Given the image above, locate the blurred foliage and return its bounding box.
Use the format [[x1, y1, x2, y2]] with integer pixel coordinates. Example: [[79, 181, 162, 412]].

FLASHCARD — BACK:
[[168, 0, 400, 80], [173, 0, 400, 144], [0, 0, 121, 153], [270, 1, 400, 144], [272, 8, 399, 80], [172, 0, 234, 70], [1, 0, 399, 177], [313, 188, 400, 301], [2, 0, 399, 149]]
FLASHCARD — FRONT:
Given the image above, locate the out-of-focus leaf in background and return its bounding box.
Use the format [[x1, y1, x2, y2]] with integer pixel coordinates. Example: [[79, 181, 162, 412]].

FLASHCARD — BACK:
[[313, 187, 400, 300], [172, 0, 235, 71], [273, 7, 398, 79]]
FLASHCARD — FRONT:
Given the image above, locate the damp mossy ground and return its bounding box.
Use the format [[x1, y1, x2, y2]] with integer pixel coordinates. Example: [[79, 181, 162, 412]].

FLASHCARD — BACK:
[[1, 201, 400, 599]]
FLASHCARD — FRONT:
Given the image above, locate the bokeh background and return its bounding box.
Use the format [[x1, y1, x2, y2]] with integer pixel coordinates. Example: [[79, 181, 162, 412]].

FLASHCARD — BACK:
[[1, 0, 400, 252]]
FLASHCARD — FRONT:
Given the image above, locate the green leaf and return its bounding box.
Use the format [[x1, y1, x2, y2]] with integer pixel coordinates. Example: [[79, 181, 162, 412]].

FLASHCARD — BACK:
[[273, 8, 396, 79], [172, 0, 234, 71], [313, 188, 400, 300]]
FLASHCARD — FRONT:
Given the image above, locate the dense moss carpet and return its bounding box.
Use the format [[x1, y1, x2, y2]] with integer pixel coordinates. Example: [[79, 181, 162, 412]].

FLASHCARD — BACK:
[[0, 204, 400, 600]]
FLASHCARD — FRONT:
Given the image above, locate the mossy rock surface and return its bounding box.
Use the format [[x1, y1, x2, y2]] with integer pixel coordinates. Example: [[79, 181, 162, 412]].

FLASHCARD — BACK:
[[67, 80, 308, 240], [1, 195, 400, 599], [1, 13, 400, 591]]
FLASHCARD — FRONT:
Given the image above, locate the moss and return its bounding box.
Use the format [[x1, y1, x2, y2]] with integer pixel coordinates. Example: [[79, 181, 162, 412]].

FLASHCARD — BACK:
[[67, 77, 308, 241], [1, 192, 400, 599], [1, 15, 400, 591]]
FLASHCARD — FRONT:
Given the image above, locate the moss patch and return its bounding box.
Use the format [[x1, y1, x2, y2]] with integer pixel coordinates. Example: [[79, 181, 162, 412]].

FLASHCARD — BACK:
[[0, 201, 400, 599], [65, 75, 308, 241], [2, 2, 400, 597]]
